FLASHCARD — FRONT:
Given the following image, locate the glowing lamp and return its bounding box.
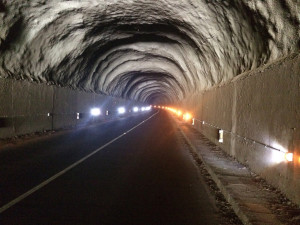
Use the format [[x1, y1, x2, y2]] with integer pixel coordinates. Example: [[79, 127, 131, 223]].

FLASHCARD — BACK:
[[177, 110, 182, 116], [118, 107, 126, 114], [133, 107, 139, 112], [285, 152, 293, 162], [183, 113, 192, 121], [90, 108, 101, 116]]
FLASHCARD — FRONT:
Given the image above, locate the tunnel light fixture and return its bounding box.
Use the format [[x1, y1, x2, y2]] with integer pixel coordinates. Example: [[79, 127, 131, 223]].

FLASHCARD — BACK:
[[177, 110, 182, 116], [145, 106, 151, 111], [106, 110, 109, 116], [285, 152, 293, 162], [76, 113, 80, 119], [118, 107, 126, 114], [133, 107, 139, 112], [192, 118, 195, 125], [90, 108, 101, 116], [271, 151, 285, 164], [170, 108, 176, 113], [219, 129, 224, 143], [183, 113, 192, 121]]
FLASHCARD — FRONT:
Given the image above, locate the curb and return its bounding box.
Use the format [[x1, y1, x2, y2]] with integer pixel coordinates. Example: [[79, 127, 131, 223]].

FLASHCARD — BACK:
[[176, 122, 283, 225]]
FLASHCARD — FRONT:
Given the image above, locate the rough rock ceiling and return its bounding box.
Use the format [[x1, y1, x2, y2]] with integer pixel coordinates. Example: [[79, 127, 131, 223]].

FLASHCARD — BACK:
[[0, 0, 299, 104]]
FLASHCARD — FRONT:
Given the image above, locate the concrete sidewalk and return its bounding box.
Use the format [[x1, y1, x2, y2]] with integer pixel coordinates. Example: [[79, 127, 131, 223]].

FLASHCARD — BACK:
[[175, 119, 300, 225]]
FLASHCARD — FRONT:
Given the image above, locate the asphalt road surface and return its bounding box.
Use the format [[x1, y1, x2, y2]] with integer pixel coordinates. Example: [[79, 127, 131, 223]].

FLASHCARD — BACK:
[[0, 111, 221, 225]]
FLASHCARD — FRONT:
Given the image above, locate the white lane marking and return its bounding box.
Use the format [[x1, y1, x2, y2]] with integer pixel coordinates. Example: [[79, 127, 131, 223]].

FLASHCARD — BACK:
[[0, 112, 158, 213]]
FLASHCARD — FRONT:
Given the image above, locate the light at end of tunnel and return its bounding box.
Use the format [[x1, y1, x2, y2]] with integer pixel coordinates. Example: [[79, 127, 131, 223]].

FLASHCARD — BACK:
[[133, 107, 139, 112], [118, 107, 126, 114], [90, 108, 101, 116], [285, 152, 293, 162], [219, 129, 224, 143]]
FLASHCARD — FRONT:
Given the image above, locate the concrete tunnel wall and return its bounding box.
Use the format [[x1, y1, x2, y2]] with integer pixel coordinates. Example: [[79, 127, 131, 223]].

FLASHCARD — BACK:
[[0, 78, 143, 139], [180, 53, 300, 206]]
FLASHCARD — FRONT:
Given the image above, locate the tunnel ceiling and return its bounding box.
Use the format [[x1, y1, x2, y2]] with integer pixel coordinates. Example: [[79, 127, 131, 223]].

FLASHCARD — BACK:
[[0, 0, 299, 104]]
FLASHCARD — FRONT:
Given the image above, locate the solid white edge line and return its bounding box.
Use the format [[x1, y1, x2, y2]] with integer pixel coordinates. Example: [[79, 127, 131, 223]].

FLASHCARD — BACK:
[[0, 111, 159, 214]]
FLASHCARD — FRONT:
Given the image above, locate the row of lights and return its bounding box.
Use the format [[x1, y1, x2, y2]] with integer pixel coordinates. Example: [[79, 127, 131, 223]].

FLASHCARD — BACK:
[[153, 105, 193, 122], [47, 106, 152, 118], [154, 105, 295, 163], [90, 106, 152, 116]]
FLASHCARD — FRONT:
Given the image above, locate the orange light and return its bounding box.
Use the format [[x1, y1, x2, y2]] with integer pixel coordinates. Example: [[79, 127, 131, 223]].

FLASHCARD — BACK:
[[285, 153, 293, 162], [177, 110, 182, 116], [183, 113, 192, 121]]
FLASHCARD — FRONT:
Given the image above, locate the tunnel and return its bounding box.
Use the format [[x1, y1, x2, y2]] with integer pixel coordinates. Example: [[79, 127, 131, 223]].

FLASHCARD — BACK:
[[0, 0, 300, 224]]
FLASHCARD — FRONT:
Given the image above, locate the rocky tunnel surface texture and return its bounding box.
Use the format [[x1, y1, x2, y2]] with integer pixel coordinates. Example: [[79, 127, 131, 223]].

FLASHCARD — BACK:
[[0, 0, 299, 104]]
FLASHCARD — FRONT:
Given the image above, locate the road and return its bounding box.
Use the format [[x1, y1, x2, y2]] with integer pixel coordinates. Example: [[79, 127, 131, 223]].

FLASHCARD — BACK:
[[0, 111, 221, 225]]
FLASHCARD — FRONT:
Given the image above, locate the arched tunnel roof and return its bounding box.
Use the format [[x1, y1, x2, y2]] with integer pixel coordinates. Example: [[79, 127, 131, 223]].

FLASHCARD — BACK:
[[0, 0, 299, 104]]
